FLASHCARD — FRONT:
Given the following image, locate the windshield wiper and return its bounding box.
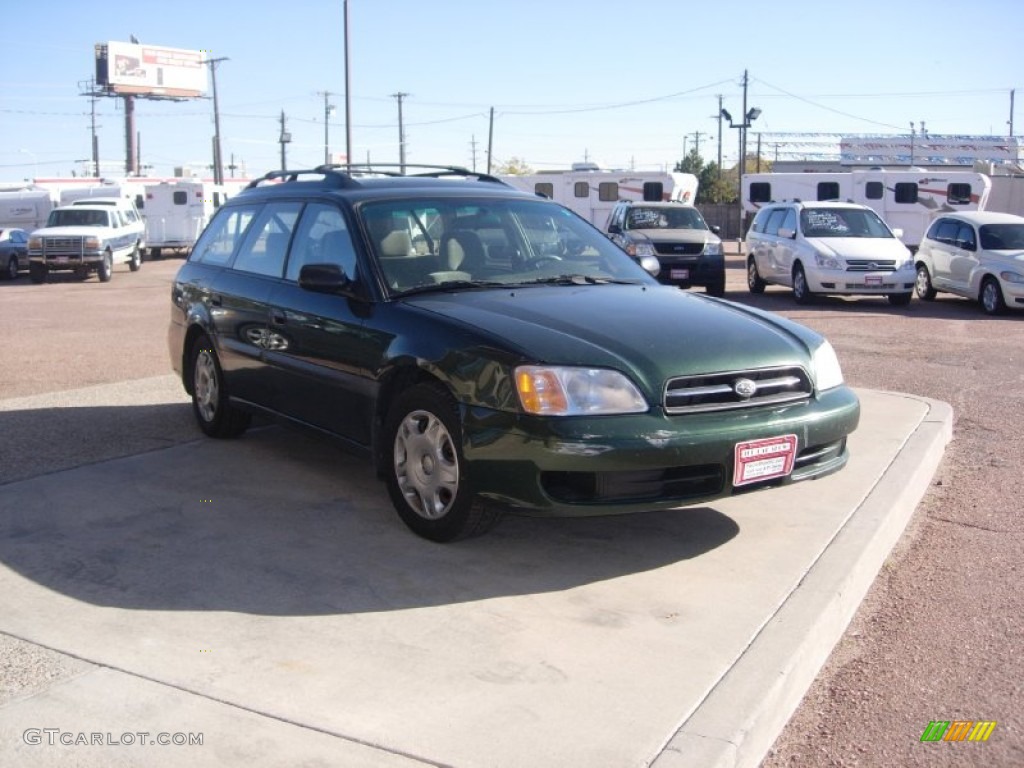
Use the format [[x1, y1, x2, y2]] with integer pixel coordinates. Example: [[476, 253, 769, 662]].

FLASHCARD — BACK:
[[516, 274, 643, 286], [392, 279, 505, 297]]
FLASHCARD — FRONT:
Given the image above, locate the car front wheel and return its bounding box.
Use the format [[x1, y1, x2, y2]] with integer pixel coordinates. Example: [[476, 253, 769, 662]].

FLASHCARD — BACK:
[[747, 258, 766, 293], [128, 246, 142, 272], [384, 382, 500, 542], [97, 252, 113, 282], [4, 255, 17, 280], [29, 263, 47, 284], [792, 264, 813, 304], [189, 334, 251, 438], [980, 277, 1007, 316], [915, 264, 937, 300]]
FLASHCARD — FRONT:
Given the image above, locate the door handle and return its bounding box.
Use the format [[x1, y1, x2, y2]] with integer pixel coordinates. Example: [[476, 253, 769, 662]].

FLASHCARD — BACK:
[[271, 311, 287, 325], [210, 294, 223, 307]]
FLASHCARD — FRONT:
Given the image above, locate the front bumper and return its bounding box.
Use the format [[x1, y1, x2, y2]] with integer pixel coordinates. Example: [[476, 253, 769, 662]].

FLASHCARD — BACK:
[[655, 253, 725, 288], [807, 267, 915, 295], [460, 385, 860, 516], [29, 254, 104, 270]]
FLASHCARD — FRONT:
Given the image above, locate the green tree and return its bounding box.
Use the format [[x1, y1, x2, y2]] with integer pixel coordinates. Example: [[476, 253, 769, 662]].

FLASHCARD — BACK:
[[492, 156, 533, 175]]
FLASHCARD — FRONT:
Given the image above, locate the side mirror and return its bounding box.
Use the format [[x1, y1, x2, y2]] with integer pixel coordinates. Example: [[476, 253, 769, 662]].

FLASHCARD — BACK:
[[777, 227, 796, 239], [607, 223, 622, 235], [711, 224, 722, 235], [299, 263, 354, 295], [891, 228, 904, 239], [639, 255, 661, 276]]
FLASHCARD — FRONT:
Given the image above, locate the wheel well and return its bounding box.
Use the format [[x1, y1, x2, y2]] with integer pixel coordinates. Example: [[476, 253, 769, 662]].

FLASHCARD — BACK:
[[181, 325, 208, 394], [372, 366, 447, 475], [979, 274, 999, 298]]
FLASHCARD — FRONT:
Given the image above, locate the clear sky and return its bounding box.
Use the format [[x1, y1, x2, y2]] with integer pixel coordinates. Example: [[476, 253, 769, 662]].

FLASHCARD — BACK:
[[2, 0, 1021, 181]]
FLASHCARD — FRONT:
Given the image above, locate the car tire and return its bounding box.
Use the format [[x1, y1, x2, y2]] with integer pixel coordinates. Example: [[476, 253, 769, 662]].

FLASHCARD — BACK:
[[792, 263, 813, 304], [3, 255, 18, 280], [29, 263, 47, 284], [705, 280, 726, 297], [888, 292, 913, 307], [384, 382, 500, 542], [980, 276, 1007, 316], [747, 258, 766, 294], [128, 246, 142, 272], [150, 247, 162, 260], [97, 252, 113, 283], [915, 264, 937, 300], [189, 334, 252, 438]]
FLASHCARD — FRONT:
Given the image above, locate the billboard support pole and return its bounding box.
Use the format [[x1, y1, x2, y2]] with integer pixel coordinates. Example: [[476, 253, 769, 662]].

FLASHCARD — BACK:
[[124, 94, 137, 176]]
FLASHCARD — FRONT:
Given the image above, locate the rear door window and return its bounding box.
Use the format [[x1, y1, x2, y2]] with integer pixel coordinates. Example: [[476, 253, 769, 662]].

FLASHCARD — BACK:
[[191, 204, 261, 266]]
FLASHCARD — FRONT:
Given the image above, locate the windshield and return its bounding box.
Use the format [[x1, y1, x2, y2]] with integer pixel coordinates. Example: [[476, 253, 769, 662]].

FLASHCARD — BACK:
[[47, 209, 110, 227], [360, 198, 657, 294], [799, 208, 893, 238], [626, 206, 707, 230], [979, 223, 1024, 250]]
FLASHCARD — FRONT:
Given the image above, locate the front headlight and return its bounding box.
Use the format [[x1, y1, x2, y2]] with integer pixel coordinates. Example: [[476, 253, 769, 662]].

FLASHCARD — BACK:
[[900, 258, 916, 271], [813, 252, 841, 270], [84, 236, 101, 250], [812, 341, 845, 392], [626, 241, 656, 258], [515, 366, 648, 415], [28, 236, 41, 250], [999, 270, 1024, 285], [704, 241, 723, 256]]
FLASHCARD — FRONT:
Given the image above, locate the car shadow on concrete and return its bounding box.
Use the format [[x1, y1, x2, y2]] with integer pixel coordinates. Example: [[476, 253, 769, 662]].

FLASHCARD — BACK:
[[0, 408, 740, 616]]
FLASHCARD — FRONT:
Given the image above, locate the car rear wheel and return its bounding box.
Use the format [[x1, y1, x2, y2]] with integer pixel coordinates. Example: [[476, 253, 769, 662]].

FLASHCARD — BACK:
[[384, 382, 500, 542], [189, 334, 251, 438], [29, 263, 47, 284], [128, 246, 142, 272], [980, 276, 1007, 316], [97, 252, 113, 283], [747, 258, 766, 294], [792, 264, 813, 304], [915, 264, 937, 300]]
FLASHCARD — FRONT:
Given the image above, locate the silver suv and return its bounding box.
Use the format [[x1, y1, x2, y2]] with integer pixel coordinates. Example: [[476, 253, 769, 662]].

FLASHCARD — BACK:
[[745, 200, 915, 306]]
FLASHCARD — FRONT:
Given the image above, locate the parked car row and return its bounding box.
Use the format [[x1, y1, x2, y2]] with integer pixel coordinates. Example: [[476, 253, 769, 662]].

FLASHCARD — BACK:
[[744, 201, 1024, 315]]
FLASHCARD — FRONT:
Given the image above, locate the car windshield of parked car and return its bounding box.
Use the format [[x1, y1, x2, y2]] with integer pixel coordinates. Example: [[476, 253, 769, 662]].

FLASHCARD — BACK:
[[46, 209, 110, 227], [626, 207, 706, 230], [979, 223, 1024, 250], [361, 198, 656, 295], [800, 208, 892, 238]]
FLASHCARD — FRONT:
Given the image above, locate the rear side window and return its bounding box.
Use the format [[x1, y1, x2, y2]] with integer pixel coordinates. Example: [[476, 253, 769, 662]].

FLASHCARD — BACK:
[[865, 181, 884, 200], [191, 204, 261, 266], [749, 182, 772, 203], [232, 202, 303, 277], [894, 183, 918, 204], [947, 183, 972, 205], [817, 182, 840, 201]]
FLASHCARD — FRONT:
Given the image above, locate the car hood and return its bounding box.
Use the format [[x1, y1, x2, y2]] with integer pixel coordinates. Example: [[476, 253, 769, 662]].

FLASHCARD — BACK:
[[631, 228, 720, 245], [405, 285, 820, 398], [807, 237, 910, 260], [31, 226, 108, 237]]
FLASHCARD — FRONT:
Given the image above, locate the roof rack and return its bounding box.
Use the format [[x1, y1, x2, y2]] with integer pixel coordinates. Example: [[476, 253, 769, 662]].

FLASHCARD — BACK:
[[245, 164, 512, 191]]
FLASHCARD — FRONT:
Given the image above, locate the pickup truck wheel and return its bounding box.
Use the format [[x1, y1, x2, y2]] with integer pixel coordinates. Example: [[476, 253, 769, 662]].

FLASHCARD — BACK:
[[29, 263, 47, 284], [97, 252, 113, 283], [384, 383, 500, 542], [705, 279, 726, 297], [128, 246, 141, 272], [4, 255, 17, 280], [189, 334, 251, 438]]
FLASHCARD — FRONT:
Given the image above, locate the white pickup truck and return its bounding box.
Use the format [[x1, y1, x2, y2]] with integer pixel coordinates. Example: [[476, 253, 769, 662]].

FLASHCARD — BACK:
[[28, 201, 145, 283]]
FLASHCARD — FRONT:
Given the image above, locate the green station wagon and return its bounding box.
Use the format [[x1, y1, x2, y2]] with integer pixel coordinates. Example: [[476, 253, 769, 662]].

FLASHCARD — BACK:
[[168, 166, 860, 541]]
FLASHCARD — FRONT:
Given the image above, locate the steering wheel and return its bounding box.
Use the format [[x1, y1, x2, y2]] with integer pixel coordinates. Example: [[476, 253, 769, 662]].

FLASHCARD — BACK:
[[530, 255, 563, 270]]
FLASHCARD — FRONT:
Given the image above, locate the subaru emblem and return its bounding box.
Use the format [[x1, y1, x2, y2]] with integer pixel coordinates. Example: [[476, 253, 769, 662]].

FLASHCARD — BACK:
[[733, 378, 757, 398]]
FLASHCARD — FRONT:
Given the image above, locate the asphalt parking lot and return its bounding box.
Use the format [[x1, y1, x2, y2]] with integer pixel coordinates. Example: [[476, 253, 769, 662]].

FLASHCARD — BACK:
[[0, 254, 1021, 767]]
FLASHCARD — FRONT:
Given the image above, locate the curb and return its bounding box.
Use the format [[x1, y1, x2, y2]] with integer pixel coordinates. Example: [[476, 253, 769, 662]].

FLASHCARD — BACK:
[[650, 393, 953, 768]]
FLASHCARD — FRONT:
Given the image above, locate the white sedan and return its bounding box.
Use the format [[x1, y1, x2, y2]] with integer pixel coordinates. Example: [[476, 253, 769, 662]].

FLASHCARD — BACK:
[[915, 211, 1024, 314]]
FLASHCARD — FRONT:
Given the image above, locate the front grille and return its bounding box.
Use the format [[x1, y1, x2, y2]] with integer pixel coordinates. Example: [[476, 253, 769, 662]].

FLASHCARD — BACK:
[[542, 464, 724, 503], [42, 237, 85, 256], [664, 366, 813, 414], [845, 282, 895, 290], [654, 242, 703, 256], [845, 259, 896, 272]]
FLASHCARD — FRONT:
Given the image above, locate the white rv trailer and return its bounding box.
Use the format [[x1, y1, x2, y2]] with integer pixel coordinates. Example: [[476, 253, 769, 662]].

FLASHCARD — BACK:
[[741, 169, 991, 250], [142, 179, 242, 257], [0, 187, 59, 232], [501, 168, 700, 227], [59, 179, 149, 212]]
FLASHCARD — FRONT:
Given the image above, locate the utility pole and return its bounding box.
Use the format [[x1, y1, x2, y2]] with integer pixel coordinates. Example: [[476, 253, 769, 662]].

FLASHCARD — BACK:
[[756, 133, 762, 172], [1010, 88, 1016, 137], [691, 130, 707, 157], [344, 0, 352, 169], [392, 91, 409, 173], [205, 57, 229, 185], [79, 78, 101, 176], [714, 94, 723, 178], [486, 106, 494, 174], [909, 122, 915, 167], [469, 134, 478, 172], [279, 110, 291, 171], [318, 90, 335, 164], [740, 69, 749, 191]]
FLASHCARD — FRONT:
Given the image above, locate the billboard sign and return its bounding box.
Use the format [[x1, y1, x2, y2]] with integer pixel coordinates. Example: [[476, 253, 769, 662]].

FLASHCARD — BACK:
[[95, 42, 207, 98]]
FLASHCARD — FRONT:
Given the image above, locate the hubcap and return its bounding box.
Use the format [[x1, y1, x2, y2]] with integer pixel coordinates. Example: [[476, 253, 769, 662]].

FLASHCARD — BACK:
[[794, 270, 806, 296], [916, 268, 929, 295], [394, 409, 458, 520], [7, 258, 16, 279], [983, 283, 997, 312], [193, 349, 219, 423], [747, 262, 757, 287]]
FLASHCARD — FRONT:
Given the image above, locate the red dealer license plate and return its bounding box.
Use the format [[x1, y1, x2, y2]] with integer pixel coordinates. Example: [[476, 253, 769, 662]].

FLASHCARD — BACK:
[[733, 434, 798, 487], [670, 268, 690, 279]]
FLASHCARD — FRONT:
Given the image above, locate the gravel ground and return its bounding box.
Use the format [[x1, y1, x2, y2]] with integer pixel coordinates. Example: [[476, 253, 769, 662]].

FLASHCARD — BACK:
[[1, 254, 1021, 766]]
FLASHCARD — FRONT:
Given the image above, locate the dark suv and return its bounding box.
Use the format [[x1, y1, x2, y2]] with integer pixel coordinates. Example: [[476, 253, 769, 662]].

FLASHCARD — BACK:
[[168, 165, 859, 541], [605, 201, 726, 295]]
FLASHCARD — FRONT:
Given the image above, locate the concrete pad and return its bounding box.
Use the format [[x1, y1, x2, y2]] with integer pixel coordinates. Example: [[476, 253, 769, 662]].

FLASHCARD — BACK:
[[0, 385, 950, 767]]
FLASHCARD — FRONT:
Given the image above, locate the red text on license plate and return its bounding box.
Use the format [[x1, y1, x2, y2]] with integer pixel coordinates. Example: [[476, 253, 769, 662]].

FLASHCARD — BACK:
[[670, 268, 689, 279], [865, 275, 882, 286], [733, 434, 798, 486]]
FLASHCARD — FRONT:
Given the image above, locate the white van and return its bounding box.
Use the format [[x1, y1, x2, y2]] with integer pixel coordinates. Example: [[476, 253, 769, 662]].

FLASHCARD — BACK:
[[143, 180, 234, 258]]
